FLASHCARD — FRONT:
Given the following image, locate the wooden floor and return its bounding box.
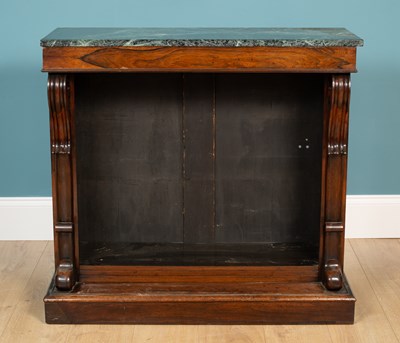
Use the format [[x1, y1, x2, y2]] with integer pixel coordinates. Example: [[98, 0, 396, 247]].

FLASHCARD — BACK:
[[0, 239, 399, 343]]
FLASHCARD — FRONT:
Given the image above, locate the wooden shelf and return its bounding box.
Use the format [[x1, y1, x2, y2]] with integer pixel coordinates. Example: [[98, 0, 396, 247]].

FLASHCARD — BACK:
[[79, 242, 319, 266]]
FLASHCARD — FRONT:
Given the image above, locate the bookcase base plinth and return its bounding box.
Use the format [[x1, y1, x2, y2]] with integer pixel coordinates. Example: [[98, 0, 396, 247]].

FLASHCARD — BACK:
[[44, 275, 355, 325]]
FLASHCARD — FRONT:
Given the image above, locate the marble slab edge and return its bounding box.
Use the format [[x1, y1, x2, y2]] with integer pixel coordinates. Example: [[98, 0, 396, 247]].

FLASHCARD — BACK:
[[41, 39, 364, 48], [40, 28, 364, 48]]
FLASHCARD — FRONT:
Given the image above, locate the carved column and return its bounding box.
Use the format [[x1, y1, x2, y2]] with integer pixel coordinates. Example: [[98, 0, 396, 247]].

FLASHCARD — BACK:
[[322, 74, 350, 291], [48, 74, 77, 290]]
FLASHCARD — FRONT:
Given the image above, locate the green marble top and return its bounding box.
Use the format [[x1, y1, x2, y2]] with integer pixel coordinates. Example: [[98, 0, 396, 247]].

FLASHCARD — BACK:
[[41, 28, 363, 48]]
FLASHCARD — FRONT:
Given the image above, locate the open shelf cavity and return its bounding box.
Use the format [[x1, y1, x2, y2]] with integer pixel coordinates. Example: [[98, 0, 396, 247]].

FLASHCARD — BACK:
[[75, 73, 324, 267]]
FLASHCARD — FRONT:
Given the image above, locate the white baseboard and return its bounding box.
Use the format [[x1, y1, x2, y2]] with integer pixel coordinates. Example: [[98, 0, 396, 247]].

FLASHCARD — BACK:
[[0, 196, 399, 240], [345, 195, 400, 238], [0, 197, 53, 240]]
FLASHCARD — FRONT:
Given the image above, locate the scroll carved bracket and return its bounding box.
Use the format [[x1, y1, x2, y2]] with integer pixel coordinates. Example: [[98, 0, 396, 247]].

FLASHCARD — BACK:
[[48, 74, 76, 291], [327, 75, 350, 158], [48, 74, 72, 156], [322, 74, 350, 292]]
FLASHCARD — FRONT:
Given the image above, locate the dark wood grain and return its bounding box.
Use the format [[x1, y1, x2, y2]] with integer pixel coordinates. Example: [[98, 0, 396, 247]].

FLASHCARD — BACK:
[[44, 277, 355, 324], [48, 74, 77, 290], [215, 74, 323, 245], [70, 280, 335, 295], [79, 242, 318, 266], [79, 265, 319, 283], [76, 74, 323, 248], [183, 74, 215, 243], [75, 74, 183, 244], [43, 36, 360, 324], [45, 300, 355, 324], [321, 74, 350, 290], [42, 46, 357, 73]]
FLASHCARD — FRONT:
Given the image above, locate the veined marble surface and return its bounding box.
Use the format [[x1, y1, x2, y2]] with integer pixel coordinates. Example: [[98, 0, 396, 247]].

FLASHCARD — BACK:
[[41, 28, 363, 48]]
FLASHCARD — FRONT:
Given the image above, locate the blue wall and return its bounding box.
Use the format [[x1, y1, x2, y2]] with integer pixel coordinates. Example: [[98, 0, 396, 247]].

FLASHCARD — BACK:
[[0, 0, 399, 196]]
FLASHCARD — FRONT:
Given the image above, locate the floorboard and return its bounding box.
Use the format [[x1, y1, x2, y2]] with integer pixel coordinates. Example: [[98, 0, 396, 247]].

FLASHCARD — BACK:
[[0, 239, 399, 343], [349, 239, 400, 342], [327, 240, 398, 343], [0, 242, 72, 343], [0, 241, 47, 340]]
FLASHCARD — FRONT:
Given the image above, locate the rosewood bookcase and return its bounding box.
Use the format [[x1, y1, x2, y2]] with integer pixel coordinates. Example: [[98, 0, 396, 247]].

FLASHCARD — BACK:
[[41, 28, 363, 324]]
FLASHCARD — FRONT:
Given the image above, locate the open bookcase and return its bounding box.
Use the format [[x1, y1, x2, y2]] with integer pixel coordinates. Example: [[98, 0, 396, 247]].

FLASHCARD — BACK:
[[41, 28, 363, 324]]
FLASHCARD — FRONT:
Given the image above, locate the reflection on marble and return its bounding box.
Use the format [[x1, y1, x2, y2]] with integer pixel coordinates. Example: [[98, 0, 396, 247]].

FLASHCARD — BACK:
[[41, 28, 363, 48]]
